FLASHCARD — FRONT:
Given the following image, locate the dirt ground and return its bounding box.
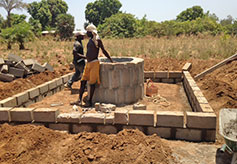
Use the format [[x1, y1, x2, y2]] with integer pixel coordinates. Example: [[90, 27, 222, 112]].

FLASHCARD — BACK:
[[0, 58, 236, 163], [29, 82, 192, 113]]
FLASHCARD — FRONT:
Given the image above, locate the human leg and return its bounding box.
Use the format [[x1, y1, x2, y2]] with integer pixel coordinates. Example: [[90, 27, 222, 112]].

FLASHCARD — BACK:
[[67, 64, 82, 87]]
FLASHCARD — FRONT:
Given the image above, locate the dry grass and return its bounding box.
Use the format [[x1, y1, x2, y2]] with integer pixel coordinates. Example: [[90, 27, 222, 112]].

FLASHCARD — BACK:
[[0, 34, 237, 67]]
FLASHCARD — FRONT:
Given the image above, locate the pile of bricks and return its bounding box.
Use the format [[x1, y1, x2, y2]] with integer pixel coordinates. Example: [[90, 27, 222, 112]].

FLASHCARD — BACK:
[[0, 54, 54, 82]]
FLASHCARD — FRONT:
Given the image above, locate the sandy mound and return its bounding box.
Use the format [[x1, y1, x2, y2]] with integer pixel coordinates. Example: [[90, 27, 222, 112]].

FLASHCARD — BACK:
[[0, 124, 177, 164]]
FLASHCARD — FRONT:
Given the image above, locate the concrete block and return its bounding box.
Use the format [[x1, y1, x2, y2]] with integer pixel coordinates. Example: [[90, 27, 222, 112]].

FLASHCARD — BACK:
[[23, 59, 36, 66], [196, 96, 208, 104], [15, 61, 31, 74], [1, 65, 8, 73], [0, 58, 4, 65], [22, 100, 35, 107], [4, 60, 15, 66], [193, 90, 204, 97], [116, 88, 125, 105], [15, 91, 29, 106], [144, 71, 155, 79], [27, 87, 40, 99], [57, 113, 81, 123], [129, 110, 154, 126], [205, 130, 216, 142], [48, 80, 57, 90], [32, 63, 45, 72], [100, 71, 109, 88], [33, 108, 59, 122], [105, 114, 114, 124], [0, 73, 14, 82], [182, 63, 192, 71], [161, 78, 175, 84], [38, 83, 49, 94], [97, 125, 118, 134], [109, 69, 120, 89], [186, 112, 216, 129], [125, 87, 135, 104], [157, 111, 184, 128], [9, 67, 25, 78], [49, 123, 69, 132], [155, 72, 168, 78], [168, 71, 182, 78], [199, 104, 214, 113], [80, 113, 105, 124], [8, 54, 23, 62], [72, 124, 93, 133], [62, 74, 69, 84], [176, 128, 202, 141], [99, 103, 116, 113], [114, 110, 128, 124], [10, 108, 34, 122], [56, 78, 63, 86], [147, 127, 171, 138], [133, 103, 146, 110], [0, 107, 11, 122], [42, 62, 54, 72], [0, 96, 17, 107], [121, 68, 130, 87]]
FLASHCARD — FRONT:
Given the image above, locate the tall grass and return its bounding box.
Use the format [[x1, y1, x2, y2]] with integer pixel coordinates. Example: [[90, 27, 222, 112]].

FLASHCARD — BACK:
[[0, 34, 236, 68]]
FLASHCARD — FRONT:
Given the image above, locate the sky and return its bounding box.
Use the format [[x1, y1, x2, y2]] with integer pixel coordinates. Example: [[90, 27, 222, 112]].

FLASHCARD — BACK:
[[0, 0, 237, 30]]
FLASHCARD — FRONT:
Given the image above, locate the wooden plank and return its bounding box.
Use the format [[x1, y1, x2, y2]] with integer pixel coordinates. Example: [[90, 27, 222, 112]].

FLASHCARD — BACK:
[[194, 53, 237, 80]]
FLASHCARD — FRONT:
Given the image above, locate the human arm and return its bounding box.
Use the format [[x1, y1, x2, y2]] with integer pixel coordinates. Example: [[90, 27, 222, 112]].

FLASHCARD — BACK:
[[98, 40, 113, 63]]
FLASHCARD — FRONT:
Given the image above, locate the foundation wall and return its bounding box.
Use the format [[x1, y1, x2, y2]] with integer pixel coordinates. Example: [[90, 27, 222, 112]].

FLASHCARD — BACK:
[[0, 69, 217, 142], [0, 72, 74, 108]]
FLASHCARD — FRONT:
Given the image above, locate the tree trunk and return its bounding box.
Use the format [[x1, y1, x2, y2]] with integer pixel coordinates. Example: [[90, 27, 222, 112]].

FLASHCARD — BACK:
[[7, 11, 11, 27], [7, 42, 11, 49], [19, 42, 25, 50]]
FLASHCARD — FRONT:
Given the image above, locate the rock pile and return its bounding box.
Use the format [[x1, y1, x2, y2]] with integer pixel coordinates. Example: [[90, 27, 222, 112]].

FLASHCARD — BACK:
[[0, 54, 54, 82]]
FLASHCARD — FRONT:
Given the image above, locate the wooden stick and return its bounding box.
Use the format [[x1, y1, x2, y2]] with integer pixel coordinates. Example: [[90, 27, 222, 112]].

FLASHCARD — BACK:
[[194, 53, 237, 80]]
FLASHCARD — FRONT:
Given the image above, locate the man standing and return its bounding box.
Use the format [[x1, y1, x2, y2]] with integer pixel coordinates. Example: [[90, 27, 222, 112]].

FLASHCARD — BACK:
[[65, 31, 86, 89], [71, 24, 113, 107]]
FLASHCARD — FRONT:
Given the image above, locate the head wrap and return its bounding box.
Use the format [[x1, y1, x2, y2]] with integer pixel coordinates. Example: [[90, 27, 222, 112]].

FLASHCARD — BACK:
[[86, 24, 100, 48]]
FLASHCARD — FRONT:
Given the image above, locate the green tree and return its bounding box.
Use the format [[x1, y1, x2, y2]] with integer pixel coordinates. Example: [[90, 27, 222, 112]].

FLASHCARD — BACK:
[[10, 13, 26, 25], [176, 6, 204, 22], [0, 22, 34, 50], [220, 15, 234, 26], [0, 14, 4, 28], [55, 13, 75, 40], [85, 0, 122, 27], [0, 26, 15, 49], [0, 0, 27, 27], [98, 13, 137, 38], [28, 17, 42, 36], [27, 0, 68, 30]]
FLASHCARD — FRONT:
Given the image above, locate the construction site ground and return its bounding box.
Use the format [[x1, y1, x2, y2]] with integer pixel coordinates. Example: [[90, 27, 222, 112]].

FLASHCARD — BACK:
[[0, 58, 236, 164]]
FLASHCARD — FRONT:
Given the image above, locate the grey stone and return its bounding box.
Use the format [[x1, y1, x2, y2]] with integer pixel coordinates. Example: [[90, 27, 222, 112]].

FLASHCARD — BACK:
[[8, 54, 23, 62], [23, 59, 36, 66], [32, 63, 45, 72], [0, 73, 14, 82], [9, 67, 25, 78], [42, 62, 54, 72], [1, 65, 8, 73]]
